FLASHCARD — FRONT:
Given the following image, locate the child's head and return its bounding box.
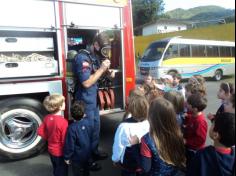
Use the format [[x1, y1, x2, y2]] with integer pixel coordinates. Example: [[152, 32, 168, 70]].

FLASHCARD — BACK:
[[43, 94, 65, 114], [71, 101, 85, 121], [172, 73, 182, 87], [148, 98, 186, 168], [161, 74, 174, 85], [188, 75, 205, 85], [128, 94, 149, 121], [144, 74, 153, 85], [187, 93, 207, 113], [185, 83, 206, 98], [217, 82, 234, 100], [224, 93, 235, 114], [210, 113, 235, 147], [164, 91, 185, 114]]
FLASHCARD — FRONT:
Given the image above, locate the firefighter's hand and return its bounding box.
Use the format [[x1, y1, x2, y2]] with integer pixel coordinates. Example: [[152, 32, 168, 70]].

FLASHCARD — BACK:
[[101, 59, 111, 72]]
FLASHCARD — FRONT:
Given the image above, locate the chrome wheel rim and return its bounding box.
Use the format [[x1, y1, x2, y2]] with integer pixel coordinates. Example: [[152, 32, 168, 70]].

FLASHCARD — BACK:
[[0, 109, 42, 152]]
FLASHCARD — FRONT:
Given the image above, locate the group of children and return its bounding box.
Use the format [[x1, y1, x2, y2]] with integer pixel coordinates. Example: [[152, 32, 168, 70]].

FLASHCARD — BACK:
[[37, 73, 235, 176], [112, 73, 235, 176], [38, 95, 93, 176]]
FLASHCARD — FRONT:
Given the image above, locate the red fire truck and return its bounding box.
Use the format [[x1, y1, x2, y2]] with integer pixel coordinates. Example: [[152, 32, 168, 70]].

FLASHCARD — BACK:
[[0, 0, 135, 160]]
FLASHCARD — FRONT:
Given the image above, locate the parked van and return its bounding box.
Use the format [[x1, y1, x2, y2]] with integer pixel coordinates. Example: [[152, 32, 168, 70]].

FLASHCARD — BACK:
[[138, 37, 235, 81]]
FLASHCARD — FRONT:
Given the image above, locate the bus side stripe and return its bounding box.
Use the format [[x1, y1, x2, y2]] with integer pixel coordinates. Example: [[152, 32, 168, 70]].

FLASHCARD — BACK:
[[181, 64, 226, 77]]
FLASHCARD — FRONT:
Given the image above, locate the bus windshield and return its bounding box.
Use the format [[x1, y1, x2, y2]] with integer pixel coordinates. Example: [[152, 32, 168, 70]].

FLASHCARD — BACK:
[[141, 42, 168, 62]]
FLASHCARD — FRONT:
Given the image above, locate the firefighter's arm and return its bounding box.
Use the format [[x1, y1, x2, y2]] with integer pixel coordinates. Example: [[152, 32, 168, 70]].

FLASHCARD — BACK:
[[82, 59, 111, 88]]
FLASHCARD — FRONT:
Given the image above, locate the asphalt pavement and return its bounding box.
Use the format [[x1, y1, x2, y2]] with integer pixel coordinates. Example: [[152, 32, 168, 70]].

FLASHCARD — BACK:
[[0, 77, 234, 176]]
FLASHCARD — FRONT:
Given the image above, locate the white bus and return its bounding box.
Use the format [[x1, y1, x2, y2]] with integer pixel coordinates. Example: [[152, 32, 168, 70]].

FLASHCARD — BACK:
[[138, 37, 235, 81]]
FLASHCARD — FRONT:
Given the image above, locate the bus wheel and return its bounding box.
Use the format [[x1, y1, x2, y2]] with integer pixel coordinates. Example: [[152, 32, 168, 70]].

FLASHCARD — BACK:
[[168, 71, 178, 75], [0, 98, 47, 160], [214, 70, 223, 81]]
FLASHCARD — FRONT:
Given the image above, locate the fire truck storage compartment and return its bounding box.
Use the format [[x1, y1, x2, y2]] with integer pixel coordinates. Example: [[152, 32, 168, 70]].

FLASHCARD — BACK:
[[67, 29, 124, 110], [0, 31, 59, 79]]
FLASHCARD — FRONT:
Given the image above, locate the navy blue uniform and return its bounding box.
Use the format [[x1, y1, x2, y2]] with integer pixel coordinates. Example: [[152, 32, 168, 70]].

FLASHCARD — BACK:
[[64, 118, 93, 176], [73, 50, 100, 153], [187, 146, 235, 176]]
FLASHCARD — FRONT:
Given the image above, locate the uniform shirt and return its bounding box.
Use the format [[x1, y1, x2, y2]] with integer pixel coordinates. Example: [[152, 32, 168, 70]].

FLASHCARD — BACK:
[[37, 114, 68, 157], [140, 133, 185, 176], [184, 113, 208, 150], [187, 146, 235, 176], [112, 118, 150, 163], [74, 51, 99, 109], [64, 118, 93, 165]]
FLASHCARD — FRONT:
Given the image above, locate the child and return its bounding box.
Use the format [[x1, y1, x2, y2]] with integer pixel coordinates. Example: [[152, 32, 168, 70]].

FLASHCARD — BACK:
[[37, 94, 68, 176], [64, 101, 93, 176], [164, 91, 185, 127], [185, 83, 207, 99], [208, 82, 234, 120], [187, 113, 235, 176], [130, 98, 186, 175], [160, 74, 174, 92], [172, 73, 186, 98], [188, 75, 206, 86], [123, 89, 144, 120], [184, 93, 208, 164], [112, 95, 150, 176], [224, 93, 235, 114]]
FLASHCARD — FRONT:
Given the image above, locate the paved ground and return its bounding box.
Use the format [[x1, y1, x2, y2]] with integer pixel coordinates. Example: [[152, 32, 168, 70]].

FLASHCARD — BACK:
[[0, 77, 234, 176]]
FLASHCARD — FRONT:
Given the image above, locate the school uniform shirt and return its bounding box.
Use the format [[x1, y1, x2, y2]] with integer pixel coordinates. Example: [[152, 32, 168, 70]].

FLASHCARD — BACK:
[[140, 133, 185, 176], [184, 113, 208, 150], [64, 118, 93, 165], [37, 114, 68, 157], [187, 146, 235, 176], [112, 117, 150, 163]]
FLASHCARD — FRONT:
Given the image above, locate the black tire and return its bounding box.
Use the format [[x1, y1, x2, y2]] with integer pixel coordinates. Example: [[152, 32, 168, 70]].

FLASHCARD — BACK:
[[214, 70, 223, 81], [168, 70, 178, 75], [0, 97, 47, 160]]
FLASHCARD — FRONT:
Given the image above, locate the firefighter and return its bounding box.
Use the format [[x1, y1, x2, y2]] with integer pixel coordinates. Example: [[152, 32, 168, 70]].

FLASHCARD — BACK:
[[73, 32, 111, 170]]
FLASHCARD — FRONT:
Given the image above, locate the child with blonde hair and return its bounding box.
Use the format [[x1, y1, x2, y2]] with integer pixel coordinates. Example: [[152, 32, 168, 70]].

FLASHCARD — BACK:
[[38, 94, 68, 176]]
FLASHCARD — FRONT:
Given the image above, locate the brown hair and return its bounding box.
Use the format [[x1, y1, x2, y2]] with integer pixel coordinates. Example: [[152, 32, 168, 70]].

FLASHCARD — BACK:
[[187, 93, 207, 112], [189, 75, 206, 85], [128, 95, 149, 121], [164, 91, 185, 114], [185, 83, 207, 97], [43, 94, 65, 113], [220, 82, 234, 95], [148, 98, 186, 169]]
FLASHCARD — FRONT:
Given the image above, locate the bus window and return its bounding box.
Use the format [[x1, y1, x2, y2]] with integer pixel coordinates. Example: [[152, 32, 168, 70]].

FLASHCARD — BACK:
[[231, 47, 235, 57], [220, 46, 231, 57], [164, 44, 178, 60], [179, 44, 190, 57], [191, 45, 206, 57], [142, 42, 168, 61], [206, 46, 219, 57]]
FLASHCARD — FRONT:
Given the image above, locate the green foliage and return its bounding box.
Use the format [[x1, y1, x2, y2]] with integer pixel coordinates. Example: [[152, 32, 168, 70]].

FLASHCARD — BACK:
[[132, 0, 165, 28], [134, 23, 235, 56], [166, 6, 235, 20]]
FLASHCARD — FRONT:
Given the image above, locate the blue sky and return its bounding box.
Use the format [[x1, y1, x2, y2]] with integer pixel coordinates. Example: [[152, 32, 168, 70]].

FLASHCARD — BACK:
[[164, 0, 235, 12]]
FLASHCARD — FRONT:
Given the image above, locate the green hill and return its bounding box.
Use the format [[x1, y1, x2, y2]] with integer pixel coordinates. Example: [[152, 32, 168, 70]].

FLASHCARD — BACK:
[[166, 6, 235, 20], [134, 23, 235, 56]]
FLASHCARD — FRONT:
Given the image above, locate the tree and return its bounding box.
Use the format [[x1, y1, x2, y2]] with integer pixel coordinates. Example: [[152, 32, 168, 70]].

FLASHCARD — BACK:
[[132, 0, 165, 29]]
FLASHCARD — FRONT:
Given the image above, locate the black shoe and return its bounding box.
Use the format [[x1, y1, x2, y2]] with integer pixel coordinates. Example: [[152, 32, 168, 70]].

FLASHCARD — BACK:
[[89, 162, 101, 172], [93, 151, 108, 161]]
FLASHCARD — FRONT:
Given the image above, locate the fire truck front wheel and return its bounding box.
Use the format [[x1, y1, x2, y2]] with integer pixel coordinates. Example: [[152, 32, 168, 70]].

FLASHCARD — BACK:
[[0, 97, 47, 160]]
